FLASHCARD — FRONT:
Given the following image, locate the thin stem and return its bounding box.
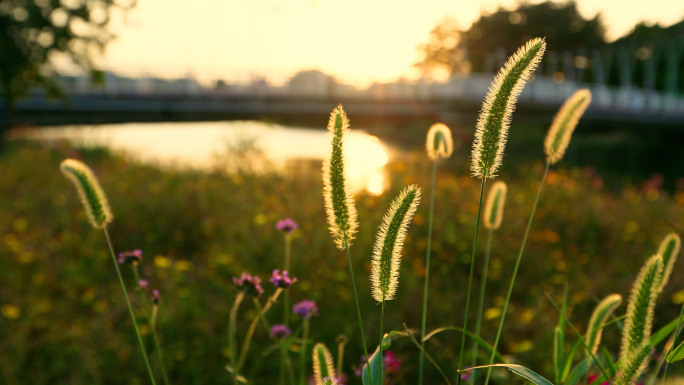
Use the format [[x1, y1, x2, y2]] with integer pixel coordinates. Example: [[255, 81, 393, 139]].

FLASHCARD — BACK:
[[484, 161, 551, 385], [470, 228, 494, 383], [132, 265, 170, 385], [419, 159, 439, 385], [103, 227, 157, 385], [284, 233, 292, 326], [378, 298, 385, 385], [299, 317, 310, 385], [237, 288, 283, 375], [457, 177, 487, 385], [343, 235, 373, 385], [252, 298, 271, 334], [229, 291, 245, 385], [661, 304, 684, 384]]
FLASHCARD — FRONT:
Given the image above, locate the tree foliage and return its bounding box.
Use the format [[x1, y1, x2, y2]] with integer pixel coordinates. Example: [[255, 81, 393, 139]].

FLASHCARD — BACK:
[[0, 0, 134, 105], [415, 0, 606, 76]]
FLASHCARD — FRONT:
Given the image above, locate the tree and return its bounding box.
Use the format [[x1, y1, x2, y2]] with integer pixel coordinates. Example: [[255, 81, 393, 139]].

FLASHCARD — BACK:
[[0, 0, 135, 139], [415, 0, 606, 76]]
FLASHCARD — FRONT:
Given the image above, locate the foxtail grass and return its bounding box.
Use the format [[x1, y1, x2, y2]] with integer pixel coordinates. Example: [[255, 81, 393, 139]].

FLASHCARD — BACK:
[[615, 342, 653, 385], [471, 37, 546, 179], [312, 343, 335, 385], [467, 37, 545, 385], [484, 81, 591, 385], [544, 89, 592, 164], [60, 158, 157, 385], [321, 105, 371, 384], [322, 105, 358, 250], [585, 294, 622, 356], [419, 123, 453, 385], [470, 181, 507, 382], [371, 185, 421, 385], [657, 232, 681, 292], [619, 255, 663, 363]]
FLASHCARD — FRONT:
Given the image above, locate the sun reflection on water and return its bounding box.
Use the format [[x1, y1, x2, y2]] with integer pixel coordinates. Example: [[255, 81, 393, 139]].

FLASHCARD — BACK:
[[21, 121, 392, 195]]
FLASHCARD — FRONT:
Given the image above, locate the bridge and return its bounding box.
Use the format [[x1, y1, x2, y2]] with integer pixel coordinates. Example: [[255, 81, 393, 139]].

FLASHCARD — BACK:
[[6, 73, 683, 130]]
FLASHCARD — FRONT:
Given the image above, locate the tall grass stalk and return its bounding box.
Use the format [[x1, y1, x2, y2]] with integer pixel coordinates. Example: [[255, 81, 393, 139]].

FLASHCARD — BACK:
[[298, 316, 311, 385], [60, 159, 156, 384], [322, 105, 371, 384], [132, 265, 170, 385], [470, 227, 493, 381], [103, 228, 158, 385], [229, 291, 245, 385], [371, 185, 421, 385], [483, 160, 550, 385], [236, 288, 283, 379], [470, 181, 506, 382], [419, 159, 438, 385], [456, 177, 486, 385], [420, 121, 453, 385]]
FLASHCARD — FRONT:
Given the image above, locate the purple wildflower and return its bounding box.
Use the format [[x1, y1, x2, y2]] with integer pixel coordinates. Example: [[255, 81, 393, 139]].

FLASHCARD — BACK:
[[139, 279, 149, 290], [118, 249, 143, 264], [293, 299, 319, 319], [270, 269, 297, 288], [233, 273, 264, 297], [276, 218, 298, 233], [270, 324, 292, 339], [383, 350, 402, 373], [152, 289, 161, 304]]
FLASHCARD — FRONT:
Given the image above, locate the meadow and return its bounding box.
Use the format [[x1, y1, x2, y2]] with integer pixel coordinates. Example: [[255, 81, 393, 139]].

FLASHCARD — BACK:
[[0, 124, 681, 384], [1, 40, 683, 385]]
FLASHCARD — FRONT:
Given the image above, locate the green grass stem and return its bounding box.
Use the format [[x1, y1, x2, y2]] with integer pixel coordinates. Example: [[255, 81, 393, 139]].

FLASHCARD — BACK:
[[131, 265, 170, 385], [419, 159, 439, 385], [103, 227, 157, 385], [470, 228, 494, 383], [661, 304, 684, 384], [484, 161, 550, 385], [229, 291, 245, 385], [343, 236, 373, 385], [457, 177, 487, 385], [236, 288, 283, 375], [298, 317, 310, 385]]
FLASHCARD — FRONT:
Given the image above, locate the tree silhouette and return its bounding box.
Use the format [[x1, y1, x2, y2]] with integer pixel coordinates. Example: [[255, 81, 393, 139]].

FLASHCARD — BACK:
[[415, 0, 606, 76], [0, 0, 135, 141]]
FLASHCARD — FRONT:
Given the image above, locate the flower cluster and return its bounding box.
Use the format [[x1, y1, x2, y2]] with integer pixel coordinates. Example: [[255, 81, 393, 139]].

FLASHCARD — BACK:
[[276, 218, 298, 233], [118, 249, 143, 264], [292, 299, 318, 319], [269, 324, 292, 339], [270, 269, 297, 288], [233, 273, 264, 297]]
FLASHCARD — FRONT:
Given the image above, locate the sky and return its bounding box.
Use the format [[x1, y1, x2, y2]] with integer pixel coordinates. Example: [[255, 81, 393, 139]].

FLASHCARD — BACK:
[[93, 0, 684, 87]]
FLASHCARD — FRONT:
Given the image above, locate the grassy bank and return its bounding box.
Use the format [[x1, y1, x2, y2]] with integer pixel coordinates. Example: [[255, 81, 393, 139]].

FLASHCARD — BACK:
[[0, 138, 682, 384]]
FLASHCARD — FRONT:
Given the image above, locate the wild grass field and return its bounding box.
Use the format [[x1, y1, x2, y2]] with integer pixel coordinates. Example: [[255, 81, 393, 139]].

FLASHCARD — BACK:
[[0, 123, 681, 384]]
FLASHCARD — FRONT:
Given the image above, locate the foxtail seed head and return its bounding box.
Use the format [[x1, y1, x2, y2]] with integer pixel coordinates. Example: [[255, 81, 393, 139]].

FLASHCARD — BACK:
[[312, 342, 335, 385], [322, 105, 358, 250], [471, 37, 546, 178], [585, 294, 622, 356], [619, 255, 663, 363], [60, 159, 113, 229], [483, 181, 507, 230], [426, 123, 453, 160], [657, 232, 680, 292], [544, 89, 592, 164], [615, 342, 652, 385], [371, 185, 421, 302]]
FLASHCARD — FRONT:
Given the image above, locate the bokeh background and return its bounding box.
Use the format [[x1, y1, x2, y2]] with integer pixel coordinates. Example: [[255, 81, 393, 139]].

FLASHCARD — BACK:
[[1, 0, 683, 384]]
